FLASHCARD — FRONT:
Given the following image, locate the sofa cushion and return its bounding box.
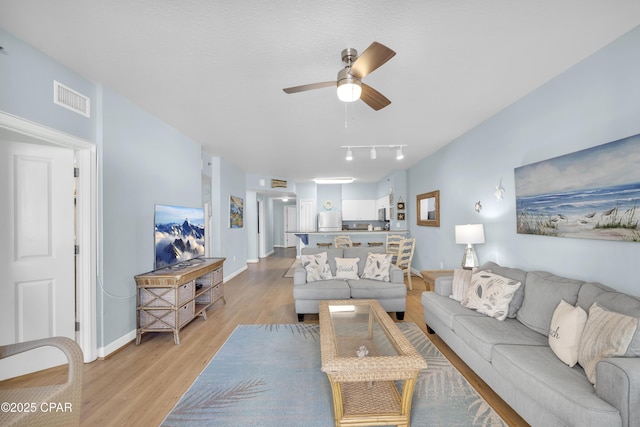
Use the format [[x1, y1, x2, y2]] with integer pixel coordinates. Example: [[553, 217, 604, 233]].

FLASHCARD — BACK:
[[480, 262, 528, 318], [517, 271, 583, 336], [300, 252, 333, 282], [349, 279, 407, 300], [450, 268, 473, 302], [361, 253, 393, 282], [549, 299, 587, 367], [335, 257, 360, 280], [492, 344, 621, 427], [577, 282, 640, 357], [453, 315, 548, 362], [421, 292, 485, 330], [578, 303, 639, 384], [461, 271, 522, 321], [344, 246, 385, 275], [292, 279, 351, 300], [301, 247, 343, 275]]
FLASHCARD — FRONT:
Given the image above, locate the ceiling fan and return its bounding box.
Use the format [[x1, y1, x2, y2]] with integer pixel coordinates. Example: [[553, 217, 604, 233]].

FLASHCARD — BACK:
[[282, 42, 396, 111]]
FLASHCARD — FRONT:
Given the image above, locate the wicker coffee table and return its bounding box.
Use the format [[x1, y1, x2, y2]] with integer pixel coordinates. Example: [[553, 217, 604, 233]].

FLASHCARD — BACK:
[[319, 300, 428, 427]]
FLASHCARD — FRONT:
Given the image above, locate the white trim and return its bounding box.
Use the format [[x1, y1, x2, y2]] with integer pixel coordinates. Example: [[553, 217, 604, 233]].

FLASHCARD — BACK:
[[98, 330, 137, 358], [0, 110, 98, 363], [247, 258, 259, 264], [224, 265, 248, 282]]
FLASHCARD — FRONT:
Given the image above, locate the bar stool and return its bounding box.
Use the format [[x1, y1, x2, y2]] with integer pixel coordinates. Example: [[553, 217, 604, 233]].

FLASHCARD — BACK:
[[352, 242, 362, 247], [368, 242, 383, 247], [317, 242, 332, 248]]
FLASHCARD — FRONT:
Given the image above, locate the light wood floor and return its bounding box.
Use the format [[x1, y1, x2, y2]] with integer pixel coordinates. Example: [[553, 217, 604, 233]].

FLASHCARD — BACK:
[[1, 248, 528, 426]]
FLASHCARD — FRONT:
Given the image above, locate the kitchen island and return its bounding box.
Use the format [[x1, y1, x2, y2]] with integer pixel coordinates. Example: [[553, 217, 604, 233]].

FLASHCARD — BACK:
[[295, 230, 410, 249]]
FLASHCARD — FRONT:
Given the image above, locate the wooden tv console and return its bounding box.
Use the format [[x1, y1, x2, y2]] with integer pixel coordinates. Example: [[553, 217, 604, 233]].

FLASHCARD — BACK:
[[134, 257, 225, 345]]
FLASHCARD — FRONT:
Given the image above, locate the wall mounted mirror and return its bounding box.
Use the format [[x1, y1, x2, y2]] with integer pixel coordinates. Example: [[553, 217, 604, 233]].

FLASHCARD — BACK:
[[417, 190, 440, 227]]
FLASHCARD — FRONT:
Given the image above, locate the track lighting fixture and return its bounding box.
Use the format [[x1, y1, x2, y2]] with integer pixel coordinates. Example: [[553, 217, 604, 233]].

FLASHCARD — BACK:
[[345, 148, 353, 161], [339, 145, 407, 161]]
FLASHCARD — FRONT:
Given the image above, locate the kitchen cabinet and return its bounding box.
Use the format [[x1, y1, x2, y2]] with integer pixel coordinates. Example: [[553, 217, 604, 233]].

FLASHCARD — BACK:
[[342, 199, 376, 221]]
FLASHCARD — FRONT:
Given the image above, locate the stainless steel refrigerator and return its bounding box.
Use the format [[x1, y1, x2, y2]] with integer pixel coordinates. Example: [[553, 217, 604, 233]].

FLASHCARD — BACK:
[[318, 211, 342, 231]]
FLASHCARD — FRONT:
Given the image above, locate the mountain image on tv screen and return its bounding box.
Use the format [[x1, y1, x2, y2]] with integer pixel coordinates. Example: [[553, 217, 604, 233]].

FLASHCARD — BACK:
[[154, 204, 205, 269]]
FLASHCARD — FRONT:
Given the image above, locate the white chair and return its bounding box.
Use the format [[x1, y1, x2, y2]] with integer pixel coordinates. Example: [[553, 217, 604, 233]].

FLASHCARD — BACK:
[[386, 234, 404, 262], [395, 238, 416, 290], [334, 235, 353, 248]]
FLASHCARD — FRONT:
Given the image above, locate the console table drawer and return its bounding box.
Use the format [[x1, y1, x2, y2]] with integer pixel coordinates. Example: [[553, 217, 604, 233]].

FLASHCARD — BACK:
[[139, 280, 194, 307]]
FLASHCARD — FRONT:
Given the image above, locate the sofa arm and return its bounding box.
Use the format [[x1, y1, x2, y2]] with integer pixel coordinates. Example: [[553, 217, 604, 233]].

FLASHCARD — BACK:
[[596, 357, 640, 427], [293, 265, 308, 286], [389, 265, 404, 284], [434, 276, 453, 297]]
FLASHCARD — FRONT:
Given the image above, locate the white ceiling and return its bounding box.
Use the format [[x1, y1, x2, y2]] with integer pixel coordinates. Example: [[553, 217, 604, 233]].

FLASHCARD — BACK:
[[2, 1, 640, 184]]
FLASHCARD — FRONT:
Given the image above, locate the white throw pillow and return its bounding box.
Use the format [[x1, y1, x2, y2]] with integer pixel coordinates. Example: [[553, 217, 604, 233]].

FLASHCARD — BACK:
[[450, 268, 474, 301], [335, 257, 360, 280], [578, 303, 639, 384], [461, 271, 522, 321], [360, 253, 392, 282], [548, 300, 587, 367], [301, 252, 333, 282]]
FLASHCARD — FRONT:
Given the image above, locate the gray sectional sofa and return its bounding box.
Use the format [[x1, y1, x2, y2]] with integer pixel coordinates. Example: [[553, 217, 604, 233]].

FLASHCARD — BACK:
[[293, 246, 406, 321], [421, 261, 640, 427]]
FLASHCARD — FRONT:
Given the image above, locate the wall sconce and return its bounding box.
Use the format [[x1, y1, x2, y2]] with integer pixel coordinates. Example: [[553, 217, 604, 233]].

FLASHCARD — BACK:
[[494, 182, 505, 201], [455, 224, 485, 269]]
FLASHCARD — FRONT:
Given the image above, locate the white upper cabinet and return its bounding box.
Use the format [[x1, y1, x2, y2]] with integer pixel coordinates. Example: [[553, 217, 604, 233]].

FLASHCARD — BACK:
[[342, 199, 377, 221]]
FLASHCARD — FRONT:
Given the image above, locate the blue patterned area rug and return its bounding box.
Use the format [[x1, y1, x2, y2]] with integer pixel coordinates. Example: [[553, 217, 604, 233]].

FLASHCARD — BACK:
[[162, 322, 506, 426]]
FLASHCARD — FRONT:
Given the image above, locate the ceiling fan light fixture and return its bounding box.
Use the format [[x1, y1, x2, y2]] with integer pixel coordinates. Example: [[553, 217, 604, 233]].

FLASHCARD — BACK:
[[336, 69, 362, 102], [345, 148, 353, 161]]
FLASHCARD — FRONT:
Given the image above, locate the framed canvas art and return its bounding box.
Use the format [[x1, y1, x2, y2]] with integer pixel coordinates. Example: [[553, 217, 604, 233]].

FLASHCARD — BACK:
[[229, 195, 244, 228]]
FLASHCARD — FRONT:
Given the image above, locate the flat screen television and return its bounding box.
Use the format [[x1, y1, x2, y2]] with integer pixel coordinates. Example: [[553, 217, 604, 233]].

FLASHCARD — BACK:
[[154, 204, 205, 270]]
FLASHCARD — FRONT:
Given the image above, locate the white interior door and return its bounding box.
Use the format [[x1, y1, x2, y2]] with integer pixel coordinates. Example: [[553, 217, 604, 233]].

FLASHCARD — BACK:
[[0, 140, 76, 380], [284, 205, 297, 247]]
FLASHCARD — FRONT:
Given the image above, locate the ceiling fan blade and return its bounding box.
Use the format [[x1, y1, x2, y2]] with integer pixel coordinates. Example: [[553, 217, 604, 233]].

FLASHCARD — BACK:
[[360, 83, 391, 111], [349, 42, 396, 80], [283, 81, 335, 94]]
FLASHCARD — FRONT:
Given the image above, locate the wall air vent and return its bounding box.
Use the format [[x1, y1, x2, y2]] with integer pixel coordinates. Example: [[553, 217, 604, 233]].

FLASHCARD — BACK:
[[53, 80, 90, 118]]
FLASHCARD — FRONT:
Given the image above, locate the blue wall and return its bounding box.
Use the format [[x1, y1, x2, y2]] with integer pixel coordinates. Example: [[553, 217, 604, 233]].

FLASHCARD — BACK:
[[408, 25, 640, 296], [99, 86, 203, 347]]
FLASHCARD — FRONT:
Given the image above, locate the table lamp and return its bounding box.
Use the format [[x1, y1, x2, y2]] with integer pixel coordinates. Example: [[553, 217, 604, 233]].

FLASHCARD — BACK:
[[455, 224, 485, 269]]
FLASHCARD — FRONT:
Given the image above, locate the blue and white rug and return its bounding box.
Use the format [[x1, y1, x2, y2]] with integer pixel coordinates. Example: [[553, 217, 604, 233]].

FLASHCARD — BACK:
[[162, 322, 506, 426]]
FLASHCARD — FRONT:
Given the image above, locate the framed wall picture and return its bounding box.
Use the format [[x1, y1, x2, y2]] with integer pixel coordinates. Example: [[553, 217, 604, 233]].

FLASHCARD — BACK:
[[397, 212, 405, 221], [397, 202, 405, 210], [417, 190, 440, 227], [229, 195, 244, 228]]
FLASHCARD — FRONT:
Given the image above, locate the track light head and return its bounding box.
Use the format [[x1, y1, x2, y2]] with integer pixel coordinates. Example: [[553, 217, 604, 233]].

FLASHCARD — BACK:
[[396, 147, 404, 160], [370, 147, 377, 160], [345, 148, 353, 161]]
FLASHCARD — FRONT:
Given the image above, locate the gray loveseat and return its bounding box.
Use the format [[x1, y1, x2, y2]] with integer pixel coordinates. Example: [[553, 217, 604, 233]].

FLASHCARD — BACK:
[[294, 246, 406, 321], [421, 261, 640, 427]]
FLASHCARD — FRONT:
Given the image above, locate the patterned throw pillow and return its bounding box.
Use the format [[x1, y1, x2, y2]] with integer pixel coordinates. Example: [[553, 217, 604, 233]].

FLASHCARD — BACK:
[[301, 252, 332, 282], [461, 271, 522, 321], [548, 300, 588, 367], [335, 257, 360, 280], [450, 268, 474, 301], [360, 253, 393, 282], [578, 303, 639, 384]]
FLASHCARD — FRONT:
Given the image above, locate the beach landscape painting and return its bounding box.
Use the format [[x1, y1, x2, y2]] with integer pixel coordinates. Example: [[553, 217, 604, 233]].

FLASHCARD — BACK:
[[229, 195, 244, 228], [515, 134, 640, 242]]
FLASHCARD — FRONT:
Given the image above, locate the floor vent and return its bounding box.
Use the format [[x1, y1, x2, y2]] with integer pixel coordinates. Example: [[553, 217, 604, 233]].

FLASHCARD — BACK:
[[53, 80, 90, 118]]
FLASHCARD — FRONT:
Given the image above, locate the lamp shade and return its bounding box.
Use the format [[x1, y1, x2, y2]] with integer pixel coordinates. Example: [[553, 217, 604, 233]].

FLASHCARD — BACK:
[[455, 224, 485, 245]]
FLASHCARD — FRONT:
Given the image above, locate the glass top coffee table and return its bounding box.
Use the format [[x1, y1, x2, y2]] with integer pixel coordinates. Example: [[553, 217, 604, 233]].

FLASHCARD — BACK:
[[319, 299, 428, 427]]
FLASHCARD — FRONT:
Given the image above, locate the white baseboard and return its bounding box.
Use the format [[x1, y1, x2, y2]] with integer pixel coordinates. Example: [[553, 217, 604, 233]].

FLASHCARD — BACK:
[[224, 265, 248, 282], [98, 329, 137, 358], [247, 258, 259, 263]]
